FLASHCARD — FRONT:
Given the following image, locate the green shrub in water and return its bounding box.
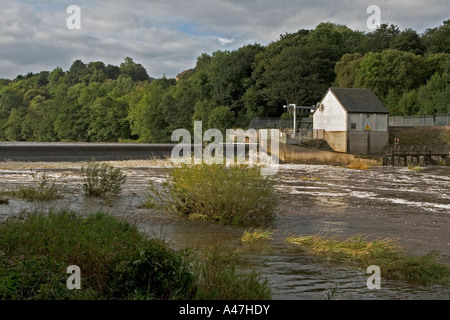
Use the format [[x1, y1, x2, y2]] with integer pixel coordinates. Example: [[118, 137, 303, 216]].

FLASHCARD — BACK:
[[81, 160, 126, 197], [143, 164, 278, 226]]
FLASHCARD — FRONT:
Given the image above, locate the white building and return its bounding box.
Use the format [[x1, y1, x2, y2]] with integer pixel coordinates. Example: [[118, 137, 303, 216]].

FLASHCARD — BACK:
[[313, 88, 390, 155]]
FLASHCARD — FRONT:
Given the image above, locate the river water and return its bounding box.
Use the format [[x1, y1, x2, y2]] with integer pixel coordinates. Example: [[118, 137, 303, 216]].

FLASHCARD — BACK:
[[0, 162, 449, 300]]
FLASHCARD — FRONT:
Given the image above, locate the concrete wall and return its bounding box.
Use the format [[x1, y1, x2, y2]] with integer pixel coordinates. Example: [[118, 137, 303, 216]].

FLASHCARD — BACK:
[[324, 131, 347, 153], [347, 132, 389, 155], [279, 143, 382, 166], [313, 130, 348, 153]]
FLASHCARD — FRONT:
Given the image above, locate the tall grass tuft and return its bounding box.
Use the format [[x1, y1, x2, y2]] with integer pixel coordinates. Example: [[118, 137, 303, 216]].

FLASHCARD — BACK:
[[286, 234, 450, 285], [193, 246, 271, 300], [4, 170, 66, 201], [347, 159, 372, 170], [143, 164, 278, 227], [242, 228, 274, 243], [81, 160, 126, 197], [408, 165, 424, 171]]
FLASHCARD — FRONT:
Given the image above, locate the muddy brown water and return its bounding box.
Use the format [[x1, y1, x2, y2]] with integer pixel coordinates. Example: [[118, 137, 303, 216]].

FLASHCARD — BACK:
[[0, 163, 449, 300]]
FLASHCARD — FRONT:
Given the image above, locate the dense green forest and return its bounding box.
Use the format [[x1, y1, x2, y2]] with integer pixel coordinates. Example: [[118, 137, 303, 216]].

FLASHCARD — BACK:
[[0, 21, 449, 143]]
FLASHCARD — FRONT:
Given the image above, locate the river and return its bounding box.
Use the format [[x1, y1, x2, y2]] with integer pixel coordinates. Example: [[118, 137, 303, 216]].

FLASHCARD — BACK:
[[0, 161, 449, 300]]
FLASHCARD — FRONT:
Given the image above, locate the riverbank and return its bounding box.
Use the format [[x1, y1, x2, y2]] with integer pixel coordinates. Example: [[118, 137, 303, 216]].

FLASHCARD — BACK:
[[0, 210, 271, 300]]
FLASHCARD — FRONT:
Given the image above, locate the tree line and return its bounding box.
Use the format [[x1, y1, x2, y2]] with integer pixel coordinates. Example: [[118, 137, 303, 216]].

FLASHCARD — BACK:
[[0, 21, 449, 143]]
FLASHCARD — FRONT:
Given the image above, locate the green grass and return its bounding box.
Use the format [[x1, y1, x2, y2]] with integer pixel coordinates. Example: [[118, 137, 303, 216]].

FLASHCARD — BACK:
[[408, 165, 424, 171], [142, 164, 278, 227], [2, 170, 65, 202], [241, 228, 274, 243], [0, 210, 271, 300], [286, 234, 450, 285], [193, 246, 271, 300]]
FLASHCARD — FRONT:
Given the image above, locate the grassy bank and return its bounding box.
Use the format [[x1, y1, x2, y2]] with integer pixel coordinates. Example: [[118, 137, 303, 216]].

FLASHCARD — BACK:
[[286, 234, 450, 285], [0, 210, 270, 300]]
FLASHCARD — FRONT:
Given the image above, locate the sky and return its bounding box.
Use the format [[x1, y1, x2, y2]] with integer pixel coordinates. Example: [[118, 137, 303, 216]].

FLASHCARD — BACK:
[[0, 0, 448, 80]]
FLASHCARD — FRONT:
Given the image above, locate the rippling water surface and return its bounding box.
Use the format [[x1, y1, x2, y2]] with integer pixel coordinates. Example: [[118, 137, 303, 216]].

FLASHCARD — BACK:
[[0, 163, 449, 300]]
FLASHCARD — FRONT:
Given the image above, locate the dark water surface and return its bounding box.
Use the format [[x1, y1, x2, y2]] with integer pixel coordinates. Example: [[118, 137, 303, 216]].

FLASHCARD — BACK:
[[0, 163, 449, 300]]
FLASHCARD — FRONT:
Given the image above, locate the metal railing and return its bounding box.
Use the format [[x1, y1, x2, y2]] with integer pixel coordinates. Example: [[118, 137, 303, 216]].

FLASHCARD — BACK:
[[389, 114, 449, 127], [249, 117, 313, 130]]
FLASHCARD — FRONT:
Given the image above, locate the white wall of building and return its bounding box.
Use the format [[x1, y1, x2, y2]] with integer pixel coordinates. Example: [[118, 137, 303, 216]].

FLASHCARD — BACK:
[[348, 113, 388, 132], [313, 91, 347, 132]]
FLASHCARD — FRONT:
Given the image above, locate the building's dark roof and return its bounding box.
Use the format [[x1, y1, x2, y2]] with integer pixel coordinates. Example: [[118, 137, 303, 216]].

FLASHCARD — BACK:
[[328, 88, 389, 114]]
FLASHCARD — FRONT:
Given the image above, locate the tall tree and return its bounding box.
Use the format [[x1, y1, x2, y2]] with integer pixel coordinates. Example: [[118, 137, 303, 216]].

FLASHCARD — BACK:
[[422, 20, 450, 54], [335, 53, 364, 87], [119, 57, 150, 82], [355, 50, 426, 98], [64, 60, 87, 86], [366, 24, 400, 52], [390, 28, 425, 55]]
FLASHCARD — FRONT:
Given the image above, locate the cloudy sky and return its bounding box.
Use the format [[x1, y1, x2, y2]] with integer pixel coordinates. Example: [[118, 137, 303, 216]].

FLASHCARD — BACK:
[[0, 0, 448, 79]]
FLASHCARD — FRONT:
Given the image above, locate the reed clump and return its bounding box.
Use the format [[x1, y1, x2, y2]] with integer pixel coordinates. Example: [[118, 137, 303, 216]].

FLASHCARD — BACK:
[[2, 170, 66, 201], [242, 228, 274, 243], [286, 234, 450, 284], [347, 159, 373, 170]]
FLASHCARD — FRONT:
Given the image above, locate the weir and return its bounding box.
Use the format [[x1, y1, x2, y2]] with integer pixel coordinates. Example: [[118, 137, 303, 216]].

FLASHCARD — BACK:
[[0, 142, 176, 162], [0, 142, 257, 163]]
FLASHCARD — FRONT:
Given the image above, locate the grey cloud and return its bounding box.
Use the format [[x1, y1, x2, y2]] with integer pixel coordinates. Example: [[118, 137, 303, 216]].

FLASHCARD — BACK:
[[0, 0, 448, 79]]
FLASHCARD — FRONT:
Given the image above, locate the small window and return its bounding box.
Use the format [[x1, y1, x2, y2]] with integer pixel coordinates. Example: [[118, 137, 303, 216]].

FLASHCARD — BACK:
[[351, 123, 357, 130]]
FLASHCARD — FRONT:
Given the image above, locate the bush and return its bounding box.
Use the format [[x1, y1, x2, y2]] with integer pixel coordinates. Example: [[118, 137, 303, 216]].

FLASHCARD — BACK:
[[193, 246, 271, 300], [0, 211, 195, 300], [108, 241, 195, 300], [81, 160, 126, 197], [143, 164, 278, 226]]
